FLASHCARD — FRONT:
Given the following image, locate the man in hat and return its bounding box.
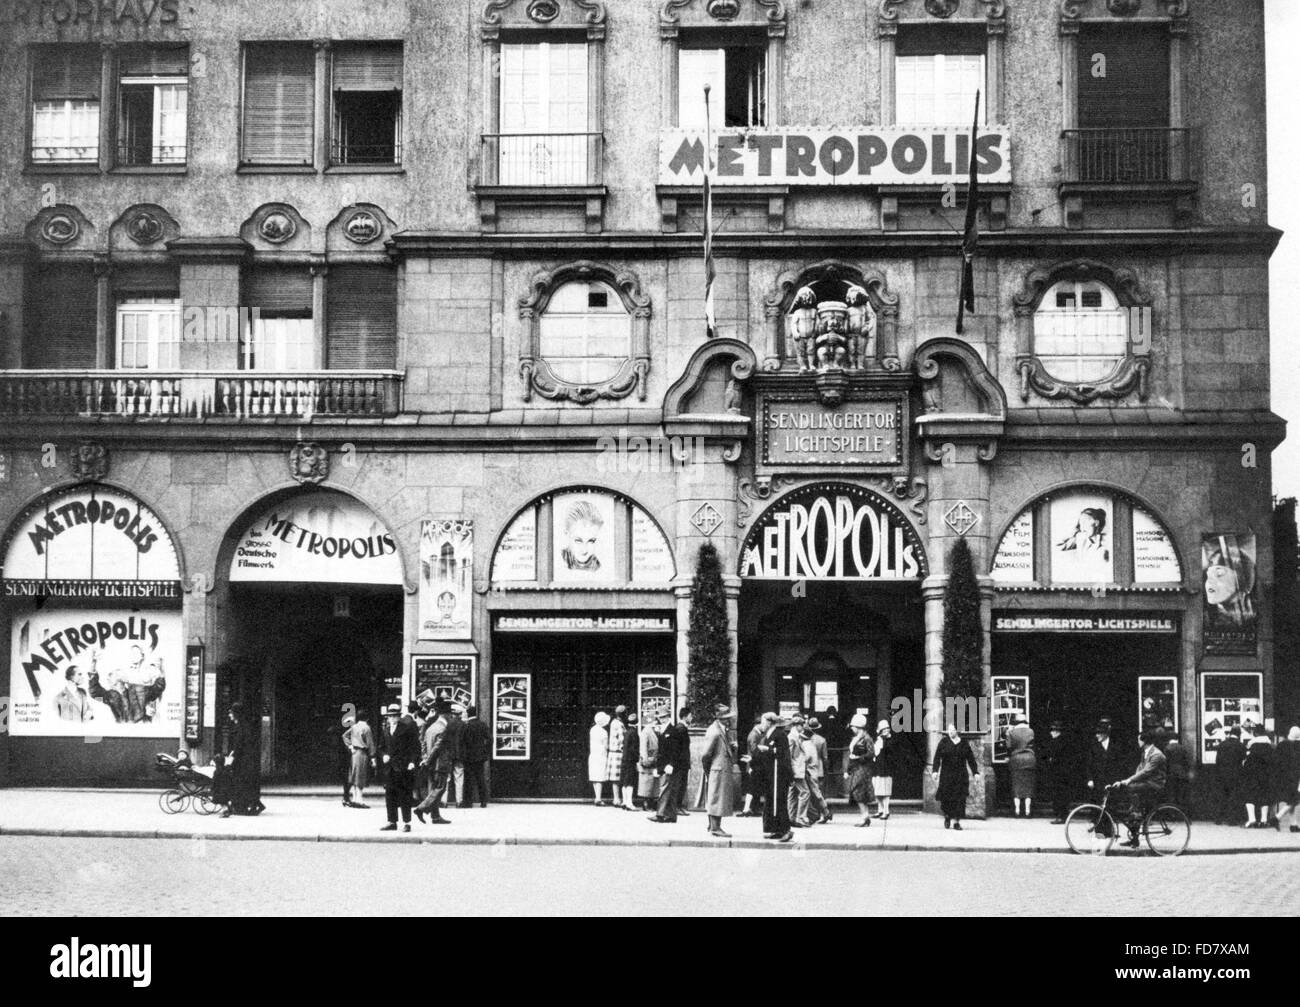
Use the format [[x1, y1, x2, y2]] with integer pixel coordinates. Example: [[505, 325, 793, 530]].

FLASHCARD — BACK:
[[1114, 729, 1168, 847], [740, 712, 777, 817], [414, 702, 453, 824], [1214, 725, 1246, 825], [751, 713, 793, 841], [701, 702, 739, 837], [1039, 720, 1072, 824], [445, 703, 466, 806], [787, 714, 812, 827], [807, 717, 832, 824], [459, 705, 492, 808], [1087, 717, 1126, 801], [380, 703, 419, 832], [648, 706, 692, 824]]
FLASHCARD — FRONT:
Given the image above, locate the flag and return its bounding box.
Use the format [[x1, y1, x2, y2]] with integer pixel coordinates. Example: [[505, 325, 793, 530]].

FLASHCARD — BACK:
[[703, 83, 717, 339], [956, 90, 981, 336]]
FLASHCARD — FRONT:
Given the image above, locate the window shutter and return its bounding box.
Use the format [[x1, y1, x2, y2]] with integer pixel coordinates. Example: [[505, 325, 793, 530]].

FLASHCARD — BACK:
[[114, 265, 179, 296], [119, 45, 189, 78], [243, 267, 313, 315], [333, 43, 402, 91], [1077, 25, 1170, 128], [27, 263, 98, 368], [242, 45, 314, 164], [32, 47, 101, 100], [678, 48, 726, 131], [897, 25, 987, 57], [327, 265, 397, 369]]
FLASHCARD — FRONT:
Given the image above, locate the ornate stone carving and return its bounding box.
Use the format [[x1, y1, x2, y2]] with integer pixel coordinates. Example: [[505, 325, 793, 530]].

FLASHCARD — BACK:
[[42, 214, 79, 245], [976, 0, 1006, 17], [944, 501, 980, 536], [663, 337, 757, 417], [1016, 356, 1149, 405], [70, 441, 109, 481], [707, 0, 741, 17], [342, 210, 382, 244], [484, 0, 606, 38], [878, 0, 908, 19], [691, 502, 724, 537], [125, 210, 164, 246], [527, 0, 560, 20], [259, 211, 297, 244], [925, 0, 960, 17], [1107, 0, 1141, 13], [736, 475, 797, 527], [289, 443, 329, 484]]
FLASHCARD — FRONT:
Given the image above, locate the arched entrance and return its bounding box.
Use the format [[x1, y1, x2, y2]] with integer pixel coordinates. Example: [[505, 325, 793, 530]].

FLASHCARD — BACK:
[[218, 488, 406, 782]]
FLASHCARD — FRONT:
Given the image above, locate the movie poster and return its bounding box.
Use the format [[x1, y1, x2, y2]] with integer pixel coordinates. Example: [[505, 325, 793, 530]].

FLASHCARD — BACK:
[[551, 492, 617, 584], [8, 609, 183, 737], [493, 674, 531, 760], [1049, 491, 1114, 584], [419, 519, 473, 640], [1201, 533, 1257, 655], [412, 656, 475, 710]]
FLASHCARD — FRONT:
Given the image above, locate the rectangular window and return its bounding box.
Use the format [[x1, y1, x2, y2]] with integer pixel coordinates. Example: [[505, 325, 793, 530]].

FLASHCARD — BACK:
[[331, 43, 403, 166], [31, 46, 101, 163], [242, 267, 314, 370], [118, 46, 189, 166], [896, 27, 985, 126], [116, 298, 182, 370], [326, 265, 397, 369], [241, 44, 314, 166], [679, 41, 766, 129], [498, 41, 589, 185], [25, 263, 98, 368]]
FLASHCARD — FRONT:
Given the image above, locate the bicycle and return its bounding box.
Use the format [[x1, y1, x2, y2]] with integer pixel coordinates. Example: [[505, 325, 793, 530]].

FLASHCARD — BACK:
[[1064, 783, 1190, 857]]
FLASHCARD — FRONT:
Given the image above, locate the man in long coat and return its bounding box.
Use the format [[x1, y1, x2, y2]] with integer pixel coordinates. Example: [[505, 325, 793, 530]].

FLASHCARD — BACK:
[[648, 707, 692, 823], [751, 713, 793, 842], [380, 703, 419, 831], [701, 703, 739, 838]]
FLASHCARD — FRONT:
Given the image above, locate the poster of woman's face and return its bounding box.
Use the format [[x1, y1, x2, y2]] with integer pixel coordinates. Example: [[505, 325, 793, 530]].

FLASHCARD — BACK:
[[1201, 533, 1257, 654], [1049, 492, 1114, 584], [551, 493, 616, 583]]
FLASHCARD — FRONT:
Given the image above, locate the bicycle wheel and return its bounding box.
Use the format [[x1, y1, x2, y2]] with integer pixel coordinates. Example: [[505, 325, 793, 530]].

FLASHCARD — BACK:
[[194, 792, 219, 816], [1144, 805, 1190, 857], [159, 790, 190, 815], [1065, 804, 1117, 855]]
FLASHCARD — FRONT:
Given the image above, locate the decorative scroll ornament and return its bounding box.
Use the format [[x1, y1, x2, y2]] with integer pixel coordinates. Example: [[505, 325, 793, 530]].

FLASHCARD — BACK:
[[1107, 0, 1142, 13], [925, 0, 960, 16], [707, 0, 741, 17], [42, 214, 79, 245], [125, 210, 164, 246], [342, 210, 382, 244], [259, 211, 297, 244], [70, 441, 109, 481], [1017, 356, 1150, 405], [289, 443, 329, 485], [527, 0, 560, 20]]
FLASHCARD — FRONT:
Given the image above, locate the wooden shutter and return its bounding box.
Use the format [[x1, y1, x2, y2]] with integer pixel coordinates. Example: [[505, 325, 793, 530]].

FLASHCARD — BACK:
[[243, 267, 313, 315], [1077, 25, 1170, 128], [897, 25, 986, 57], [119, 46, 189, 78], [114, 264, 179, 296], [242, 45, 314, 164], [32, 47, 101, 100], [333, 43, 402, 91], [327, 265, 397, 369], [26, 263, 98, 368]]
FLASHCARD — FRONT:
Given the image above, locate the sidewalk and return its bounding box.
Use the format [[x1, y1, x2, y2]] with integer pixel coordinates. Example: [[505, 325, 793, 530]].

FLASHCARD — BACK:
[[2, 788, 1297, 854]]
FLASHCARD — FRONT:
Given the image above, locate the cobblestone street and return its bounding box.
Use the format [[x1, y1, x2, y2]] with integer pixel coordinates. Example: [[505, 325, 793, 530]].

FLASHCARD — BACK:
[[2, 835, 1296, 917]]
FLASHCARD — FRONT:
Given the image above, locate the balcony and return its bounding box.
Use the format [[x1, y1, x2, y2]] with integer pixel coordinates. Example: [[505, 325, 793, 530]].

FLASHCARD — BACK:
[[0, 371, 403, 421], [476, 132, 607, 234], [117, 143, 187, 167], [1061, 127, 1198, 185]]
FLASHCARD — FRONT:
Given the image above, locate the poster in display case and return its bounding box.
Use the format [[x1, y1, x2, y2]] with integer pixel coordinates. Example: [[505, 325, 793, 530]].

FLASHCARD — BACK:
[[493, 673, 531, 760], [991, 676, 1029, 764], [1139, 676, 1178, 734], [1200, 672, 1263, 764]]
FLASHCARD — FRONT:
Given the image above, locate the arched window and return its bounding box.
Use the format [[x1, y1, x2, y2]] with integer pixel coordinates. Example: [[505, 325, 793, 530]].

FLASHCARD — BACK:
[[538, 280, 630, 386], [1032, 279, 1127, 384]]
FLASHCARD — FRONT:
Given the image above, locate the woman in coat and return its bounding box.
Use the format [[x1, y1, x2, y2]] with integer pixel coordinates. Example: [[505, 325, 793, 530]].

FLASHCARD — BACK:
[[605, 706, 627, 805], [844, 713, 875, 827], [1006, 714, 1037, 818], [218, 702, 264, 818], [618, 712, 641, 809], [701, 703, 739, 838], [1241, 723, 1276, 828], [931, 722, 980, 830], [638, 714, 662, 805], [588, 711, 611, 805], [1274, 726, 1300, 833], [872, 720, 897, 819]]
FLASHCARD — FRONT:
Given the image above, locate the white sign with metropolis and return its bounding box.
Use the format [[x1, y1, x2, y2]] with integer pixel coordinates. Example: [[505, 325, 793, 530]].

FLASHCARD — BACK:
[[9, 608, 183, 737], [419, 520, 472, 640], [230, 492, 403, 585]]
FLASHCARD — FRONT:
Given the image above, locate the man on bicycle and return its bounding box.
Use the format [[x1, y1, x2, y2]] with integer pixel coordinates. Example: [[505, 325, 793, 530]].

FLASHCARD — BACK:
[[1110, 729, 1168, 848]]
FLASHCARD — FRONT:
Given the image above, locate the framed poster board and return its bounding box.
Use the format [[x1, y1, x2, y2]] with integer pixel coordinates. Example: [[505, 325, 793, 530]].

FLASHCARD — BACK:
[[1200, 672, 1263, 764], [1138, 676, 1178, 735], [637, 673, 675, 727], [184, 645, 204, 744], [493, 673, 531, 760], [991, 676, 1029, 764], [412, 656, 475, 711], [418, 519, 473, 640]]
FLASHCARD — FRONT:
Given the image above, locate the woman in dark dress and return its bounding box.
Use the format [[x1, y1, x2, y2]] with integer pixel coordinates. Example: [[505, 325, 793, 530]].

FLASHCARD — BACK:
[[844, 713, 875, 827], [218, 702, 264, 817], [931, 722, 980, 830], [619, 712, 642, 808], [1241, 723, 1275, 828]]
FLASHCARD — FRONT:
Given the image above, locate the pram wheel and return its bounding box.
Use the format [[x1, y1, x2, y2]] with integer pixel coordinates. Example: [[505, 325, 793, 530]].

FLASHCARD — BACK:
[[195, 793, 219, 816], [159, 789, 190, 814]]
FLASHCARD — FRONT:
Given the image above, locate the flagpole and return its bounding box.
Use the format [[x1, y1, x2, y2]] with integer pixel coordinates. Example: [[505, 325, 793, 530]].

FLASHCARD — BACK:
[[956, 90, 981, 336], [703, 83, 717, 340]]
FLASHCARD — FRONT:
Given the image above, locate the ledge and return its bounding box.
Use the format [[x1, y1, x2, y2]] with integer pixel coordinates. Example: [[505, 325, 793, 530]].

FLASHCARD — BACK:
[[22, 164, 100, 176], [474, 184, 607, 234], [325, 164, 405, 175], [108, 165, 187, 176], [656, 184, 788, 233], [236, 164, 317, 175]]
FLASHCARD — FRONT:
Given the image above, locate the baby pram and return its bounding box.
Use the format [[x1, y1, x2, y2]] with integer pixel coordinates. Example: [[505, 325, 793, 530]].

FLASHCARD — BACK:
[[154, 751, 218, 815]]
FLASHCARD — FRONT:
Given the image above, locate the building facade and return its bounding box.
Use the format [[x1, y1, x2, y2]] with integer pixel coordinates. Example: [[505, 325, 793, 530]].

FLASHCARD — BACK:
[[0, 0, 1281, 812]]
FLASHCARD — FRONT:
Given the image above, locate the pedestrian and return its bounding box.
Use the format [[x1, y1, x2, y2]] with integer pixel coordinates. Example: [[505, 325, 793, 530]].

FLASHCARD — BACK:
[[1163, 732, 1191, 810], [739, 713, 767, 817], [412, 694, 433, 804], [805, 718, 832, 824], [445, 704, 466, 806], [618, 710, 641, 809], [459, 704, 492, 808], [1241, 723, 1276, 829], [589, 711, 612, 806], [873, 720, 898, 819], [1006, 713, 1036, 818], [1040, 720, 1072, 824], [844, 713, 875, 827], [1086, 717, 1125, 802], [343, 709, 376, 809], [606, 704, 627, 806], [413, 702, 452, 825], [701, 702, 739, 838], [1274, 725, 1300, 833], [380, 703, 418, 832], [1115, 730, 1168, 848], [931, 722, 980, 830], [1214, 726, 1246, 825], [647, 707, 692, 823], [751, 712, 793, 842], [338, 713, 355, 808], [638, 712, 662, 807], [786, 714, 812, 827], [217, 702, 263, 818]]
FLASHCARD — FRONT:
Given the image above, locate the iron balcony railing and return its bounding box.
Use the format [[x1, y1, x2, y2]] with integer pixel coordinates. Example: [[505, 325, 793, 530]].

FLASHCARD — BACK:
[[0, 370, 403, 420], [30, 145, 99, 163], [1061, 127, 1198, 185], [117, 143, 187, 166], [481, 131, 603, 186], [330, 140, 402, 167]]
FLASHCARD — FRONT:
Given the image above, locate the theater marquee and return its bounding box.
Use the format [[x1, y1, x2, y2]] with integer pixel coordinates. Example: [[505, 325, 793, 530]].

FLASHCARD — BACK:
[[758, 392, 906, 474]]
